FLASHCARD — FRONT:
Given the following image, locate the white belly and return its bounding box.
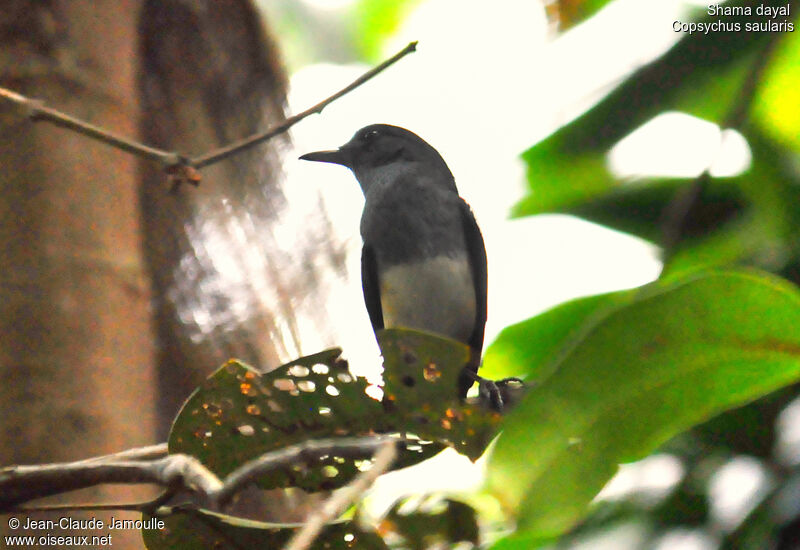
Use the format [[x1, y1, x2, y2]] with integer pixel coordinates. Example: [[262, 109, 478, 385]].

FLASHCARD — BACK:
[[379, 256, 476, 342]]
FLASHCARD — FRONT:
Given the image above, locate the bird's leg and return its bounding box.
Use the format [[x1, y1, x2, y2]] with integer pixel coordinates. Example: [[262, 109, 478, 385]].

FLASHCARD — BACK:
[[462, 369, 525, 412]]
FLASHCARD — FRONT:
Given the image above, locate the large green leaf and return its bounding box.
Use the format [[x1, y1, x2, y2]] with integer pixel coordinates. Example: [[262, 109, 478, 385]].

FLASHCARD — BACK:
[[482, 291, 631, 382], [486, 270, 800, 542], [166, 329, 499, 495], [753, 28, 800, 153], [167, 348, 393, 492], [143, 330, 502, 547], [565, 177, 748, 244]]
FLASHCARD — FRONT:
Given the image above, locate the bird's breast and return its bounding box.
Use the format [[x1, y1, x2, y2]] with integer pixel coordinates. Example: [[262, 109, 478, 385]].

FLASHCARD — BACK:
[[361, 180, 466, 264], [378, 255, 476, 343]]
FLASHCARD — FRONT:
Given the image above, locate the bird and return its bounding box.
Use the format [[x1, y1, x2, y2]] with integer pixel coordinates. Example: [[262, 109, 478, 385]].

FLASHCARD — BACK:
[[300, 123, 513, 409]]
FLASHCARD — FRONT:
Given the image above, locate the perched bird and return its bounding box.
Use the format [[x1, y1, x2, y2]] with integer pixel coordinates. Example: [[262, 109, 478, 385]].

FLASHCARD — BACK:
[[301, 124, 509, 408]]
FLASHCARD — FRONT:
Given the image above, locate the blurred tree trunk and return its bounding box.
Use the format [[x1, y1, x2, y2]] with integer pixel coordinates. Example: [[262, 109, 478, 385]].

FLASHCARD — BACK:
[[139, 0, 340, 522], [0, 1, 155, 547], [138, 0, 292, 437], [0, 0, 342, 545]]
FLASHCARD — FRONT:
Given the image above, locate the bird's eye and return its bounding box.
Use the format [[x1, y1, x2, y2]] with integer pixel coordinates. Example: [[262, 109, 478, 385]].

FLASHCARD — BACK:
[[361, 129, 379, 142]]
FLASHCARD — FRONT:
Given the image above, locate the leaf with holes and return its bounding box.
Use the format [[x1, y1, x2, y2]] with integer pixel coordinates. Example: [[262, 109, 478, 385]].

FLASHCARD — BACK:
[[167, 329, 500, 496], [377, 497, 480, 549], [378, 329, 502, 460], [169, 348, 406, 492], [141, 507, 388, 550]]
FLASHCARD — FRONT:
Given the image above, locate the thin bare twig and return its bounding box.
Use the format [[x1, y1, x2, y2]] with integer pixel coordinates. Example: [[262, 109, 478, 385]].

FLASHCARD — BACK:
[[0, 41, 418, 185], [78, 443, 169, 464], [1, 436, 402, 515], [283, 440, 398, 550], [0, 88, 181, 165], [0, 454, 222, 511], [190, 41, 418, 169]]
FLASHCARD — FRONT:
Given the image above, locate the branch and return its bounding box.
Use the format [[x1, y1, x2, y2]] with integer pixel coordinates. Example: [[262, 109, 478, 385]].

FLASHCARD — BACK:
[[0, 41, 418, 186], [0, 453, 222, 511], [0, 88, 182, 166], [190, 41, 418, 169], [76, 443, 168, 464], [0, 436, 401, 513], [283, 440, 397, 550]]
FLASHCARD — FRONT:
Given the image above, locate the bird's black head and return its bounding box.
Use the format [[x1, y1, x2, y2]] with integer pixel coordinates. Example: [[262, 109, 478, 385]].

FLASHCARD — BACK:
[[300, 124, 455, 194]]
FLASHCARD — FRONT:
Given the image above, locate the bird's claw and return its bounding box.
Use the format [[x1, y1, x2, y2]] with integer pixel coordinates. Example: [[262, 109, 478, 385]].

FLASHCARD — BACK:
[[466, 372, 525, 412]]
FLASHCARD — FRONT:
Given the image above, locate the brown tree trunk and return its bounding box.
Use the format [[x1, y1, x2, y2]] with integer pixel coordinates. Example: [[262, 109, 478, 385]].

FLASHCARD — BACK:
[[0, 1, 156, 547], [138, 0, 340, 522], [138, 0, 292, 436]]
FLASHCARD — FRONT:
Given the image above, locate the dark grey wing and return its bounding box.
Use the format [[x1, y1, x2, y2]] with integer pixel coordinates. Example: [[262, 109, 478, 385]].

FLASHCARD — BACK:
[[458, 200, 488, 397], [460, 200, 488, 352], [361, 243, 384, 332]]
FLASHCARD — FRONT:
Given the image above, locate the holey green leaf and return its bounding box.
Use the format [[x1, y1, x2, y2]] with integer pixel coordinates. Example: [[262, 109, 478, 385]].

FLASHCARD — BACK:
[[167, 329, 499, 495], [486, 270, 800, 541]]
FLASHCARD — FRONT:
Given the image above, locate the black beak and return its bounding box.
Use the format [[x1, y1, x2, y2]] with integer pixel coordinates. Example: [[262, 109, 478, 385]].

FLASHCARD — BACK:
[[299, 148, 352, 167]]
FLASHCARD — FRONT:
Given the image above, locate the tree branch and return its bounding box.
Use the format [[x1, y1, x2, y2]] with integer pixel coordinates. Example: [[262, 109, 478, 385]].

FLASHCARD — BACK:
[[190, 41, 418, 169], [0, 454, 222, 511], [76, 443, 169, 464], [0, 41, 418, 187], [0, 88, 182, 165], [0, 436, 401, 514]]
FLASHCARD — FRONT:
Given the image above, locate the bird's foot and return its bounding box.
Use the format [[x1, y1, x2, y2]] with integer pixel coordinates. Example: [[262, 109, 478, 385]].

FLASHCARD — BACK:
[[464, 370, 525, 412]]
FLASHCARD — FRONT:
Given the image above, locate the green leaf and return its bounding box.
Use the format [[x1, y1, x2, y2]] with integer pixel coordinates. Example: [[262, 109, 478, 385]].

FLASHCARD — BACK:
[[753, 29, 800, 153], [379, 498, 479, 549], [512, 136, 612, 216], [565, 177, 748, 244], [378, 329, 502, 459], [167, 329, 500, 495], [548, 0, 617, 30], [142, 508, 388, 550], [486, 270, 800, 540], [482, 291, 633, 381], [168, 348, 394, 492], [488, 529, 554, 550], [353, 0, 422, 61]]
